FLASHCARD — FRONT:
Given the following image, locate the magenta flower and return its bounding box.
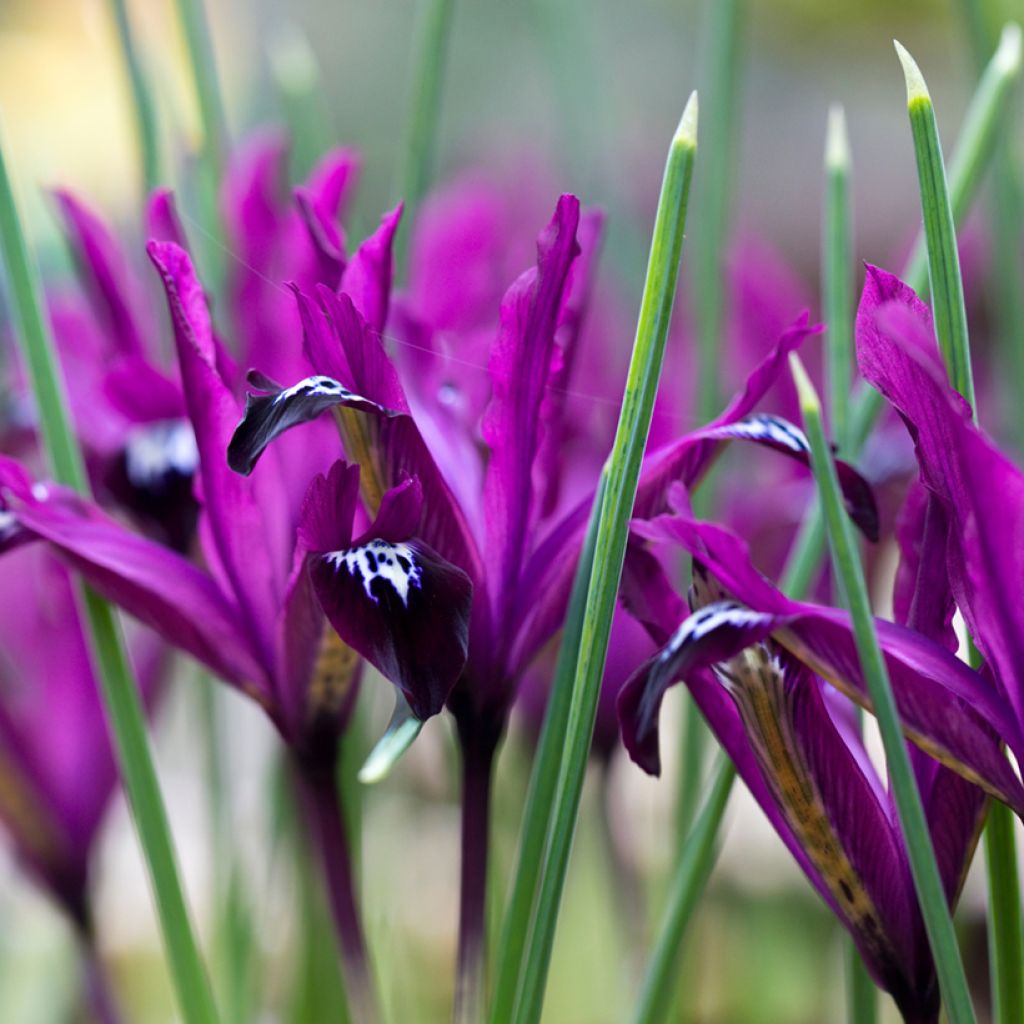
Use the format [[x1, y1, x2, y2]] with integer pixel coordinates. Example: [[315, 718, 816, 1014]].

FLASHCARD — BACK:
[[615, 492, 1019, 1022], [855, 264, 1024, 736], [0, 542, 164, 923]]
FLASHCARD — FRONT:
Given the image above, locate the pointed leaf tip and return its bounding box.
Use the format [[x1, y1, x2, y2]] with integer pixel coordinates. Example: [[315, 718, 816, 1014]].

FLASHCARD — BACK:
[[788, 352, 820, 414], [894, 40, 930, 104], [674, 91, 699, 148], [357, 694, 424, 784], [267, 22, 319, 92], [996, 22, 1023, 76], [825, 103, 850, 170]]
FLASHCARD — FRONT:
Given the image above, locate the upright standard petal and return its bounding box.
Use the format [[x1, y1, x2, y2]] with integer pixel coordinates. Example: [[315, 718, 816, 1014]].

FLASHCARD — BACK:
[[856, 263, 1024, 730], [52, 190, 148, 358], [481, 194, 580, 637], [338, 203, 403, 333], [148, 240, 290, 667]]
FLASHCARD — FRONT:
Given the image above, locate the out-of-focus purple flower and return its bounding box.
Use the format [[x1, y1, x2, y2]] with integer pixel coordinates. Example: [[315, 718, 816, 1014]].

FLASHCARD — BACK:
[[616, 492, 1014, 1022], [0, 542, 164, 925]]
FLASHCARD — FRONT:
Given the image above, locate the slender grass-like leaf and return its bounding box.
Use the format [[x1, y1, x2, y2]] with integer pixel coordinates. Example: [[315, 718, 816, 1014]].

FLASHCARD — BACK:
[[895, 41, 974, 406], [678, 0, 745, 845], [823, 104, 854, 452], [631, 759, 735, 1024], [985, 799, 1024, 1024], [820, 102, 879, 1024], [174, 0, 229, 176], [395, 0, 454, 266], [496, 92, 698, 1024], [903, 23, 1022, 295], [785, 24, 1021, 613], [0, 136, 220, 1024], [791, 353, 976, 1024], [107, 0, 161, 193], [693, 0, 742, 425], [489, 477, 606, 1023], [267, 23, 334, 179]]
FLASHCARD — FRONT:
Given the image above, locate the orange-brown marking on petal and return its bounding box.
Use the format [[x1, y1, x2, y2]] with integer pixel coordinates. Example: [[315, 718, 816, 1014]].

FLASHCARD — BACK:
[[307, 624, 360, 720]]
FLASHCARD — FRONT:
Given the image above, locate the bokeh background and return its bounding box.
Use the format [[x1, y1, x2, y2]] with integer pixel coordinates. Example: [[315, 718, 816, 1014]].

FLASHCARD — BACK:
[[0, 1, 1019, 1021]]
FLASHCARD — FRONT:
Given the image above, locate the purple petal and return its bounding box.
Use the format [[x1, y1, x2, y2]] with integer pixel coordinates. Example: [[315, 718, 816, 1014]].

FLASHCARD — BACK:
[[481, 194, 581, 632], [52, 190, 148, 358], [147, 241, 291, 663], [227, 370, 397, 476], [308, 539, 472, 721], [146, 189, 190, 248], [0, 463, 269, 698], [856, 264, 1024, 729], [296, 459, 359, 554], [893, 480, 957, 655], [535, 208, 604, 518], [634, 315, 820, 520], [696, 413, 879, 540], [339, 203, 403, 333], [293, 286, 484, 582], [630, 511, 1024, 815], [293, 147, 361, 288]]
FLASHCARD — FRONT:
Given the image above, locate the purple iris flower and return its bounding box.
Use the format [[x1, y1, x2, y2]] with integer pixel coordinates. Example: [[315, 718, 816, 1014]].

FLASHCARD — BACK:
[[855, 264, 1024, 729], [616, 487, 1020, 1022], [0, 232, 472, 1018], [227, 199, 879, 735], [0, 539, 164, 1019], [47, 190, 200, 552], [0, 236, 473, 760]]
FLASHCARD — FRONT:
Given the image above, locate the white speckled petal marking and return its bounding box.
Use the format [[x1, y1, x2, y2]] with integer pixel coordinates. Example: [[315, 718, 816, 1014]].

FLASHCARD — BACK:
[[325, 539, 423, 606], [125, 419, 199, 488], [274, 375, 350, 404], [660, 600, 768, 663], [0, 508, 16, 540], [714, 414, 810, 454]]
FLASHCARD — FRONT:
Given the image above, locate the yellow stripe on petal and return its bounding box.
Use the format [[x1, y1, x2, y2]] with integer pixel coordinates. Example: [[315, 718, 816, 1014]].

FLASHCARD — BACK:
[[718, 644, 896, 968], [307, 622, 361, 721]]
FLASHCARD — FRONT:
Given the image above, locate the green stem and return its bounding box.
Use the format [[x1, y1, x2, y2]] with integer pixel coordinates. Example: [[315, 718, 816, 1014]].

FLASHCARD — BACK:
[[631, 759, 735, 1024], [791, 354, 976, 1024], [395, 0, 455, 271], [489, 476, 606, 1023], [823, 104, 854, 452], [985, 800, 1024, 1024], [0, 129, 220, 1024], [501, 94, 698, 1024], [693, 0, 743, 425], [845, 947, 877, 1024], [107, 0, 161, 193], [267, 23, 332, 179], [174, 0, 229, 177], [674, 702, 707, 841]]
